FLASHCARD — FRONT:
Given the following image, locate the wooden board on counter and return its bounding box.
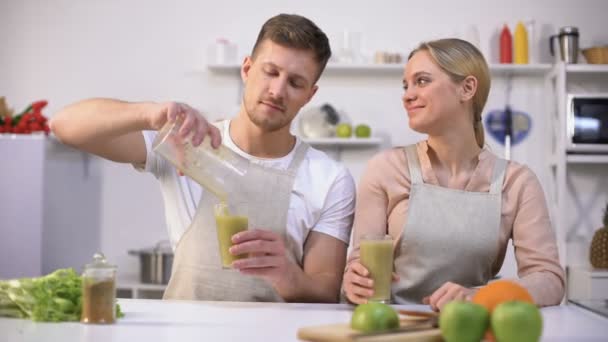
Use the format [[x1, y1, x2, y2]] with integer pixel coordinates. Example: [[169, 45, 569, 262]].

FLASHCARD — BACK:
[[297, 320, 442, 342]]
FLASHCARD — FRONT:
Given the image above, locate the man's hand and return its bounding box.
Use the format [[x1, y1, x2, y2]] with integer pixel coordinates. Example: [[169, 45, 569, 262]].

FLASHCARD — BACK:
[[230, 229, 295, 285], [422, 281, 478, 311], [149, 102, 221, 148]]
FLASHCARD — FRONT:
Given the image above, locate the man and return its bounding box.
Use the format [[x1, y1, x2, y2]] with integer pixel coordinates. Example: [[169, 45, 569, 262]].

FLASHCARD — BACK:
[[51, 14, 355, 303]]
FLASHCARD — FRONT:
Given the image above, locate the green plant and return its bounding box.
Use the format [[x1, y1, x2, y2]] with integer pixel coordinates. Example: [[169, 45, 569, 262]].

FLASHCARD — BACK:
[[0, 268, 123, 322]]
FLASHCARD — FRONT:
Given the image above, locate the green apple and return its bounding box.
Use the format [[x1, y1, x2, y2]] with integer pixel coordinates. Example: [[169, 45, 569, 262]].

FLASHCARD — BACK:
[[355, 124, 371, 138], [335, 123, 352, 138], [439, 300, 489, 342], [350, 302, 399, 333], [491, 301, 542, 342]]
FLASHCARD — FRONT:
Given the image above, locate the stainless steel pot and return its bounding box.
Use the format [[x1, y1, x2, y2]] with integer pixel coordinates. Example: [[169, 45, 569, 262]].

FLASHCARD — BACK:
[[128, 241, 173, 284]]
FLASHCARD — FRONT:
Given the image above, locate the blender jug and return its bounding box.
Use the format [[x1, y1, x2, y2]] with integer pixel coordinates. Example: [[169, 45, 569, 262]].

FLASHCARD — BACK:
[[152, 120, 249, 200], [549, 26, 579, 63]]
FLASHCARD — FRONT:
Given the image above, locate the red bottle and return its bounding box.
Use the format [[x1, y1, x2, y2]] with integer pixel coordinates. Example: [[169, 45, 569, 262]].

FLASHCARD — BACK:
[[500, 24, 512, 63]]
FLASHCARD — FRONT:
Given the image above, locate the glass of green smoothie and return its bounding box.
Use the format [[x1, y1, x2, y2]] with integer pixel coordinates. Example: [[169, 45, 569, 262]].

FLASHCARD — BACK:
[[214, 202, 249, 269], [360, 234, 394, 303]]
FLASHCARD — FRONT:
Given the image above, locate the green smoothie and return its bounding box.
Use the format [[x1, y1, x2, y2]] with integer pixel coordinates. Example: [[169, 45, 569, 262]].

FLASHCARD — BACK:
[[360, 238, 394, 303], [215, 210, 248, 268]]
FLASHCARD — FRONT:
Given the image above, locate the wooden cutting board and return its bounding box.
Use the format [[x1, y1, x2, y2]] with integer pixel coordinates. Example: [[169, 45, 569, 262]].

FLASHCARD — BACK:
[[297, 319, 442, 342]]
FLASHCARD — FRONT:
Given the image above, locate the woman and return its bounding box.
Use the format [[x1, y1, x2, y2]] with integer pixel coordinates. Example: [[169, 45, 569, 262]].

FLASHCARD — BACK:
[[343, 38, 565, 310]]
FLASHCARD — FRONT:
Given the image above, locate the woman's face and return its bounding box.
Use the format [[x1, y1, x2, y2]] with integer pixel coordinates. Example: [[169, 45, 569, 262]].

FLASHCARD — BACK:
[[402, 50, 464, 135]]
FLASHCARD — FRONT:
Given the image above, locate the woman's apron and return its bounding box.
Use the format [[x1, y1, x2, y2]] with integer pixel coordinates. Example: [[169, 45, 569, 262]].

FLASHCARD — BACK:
[[392, 144, 507, 304]]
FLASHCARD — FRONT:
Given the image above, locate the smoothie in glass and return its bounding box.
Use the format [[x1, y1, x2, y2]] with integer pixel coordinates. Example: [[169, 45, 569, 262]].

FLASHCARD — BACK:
[[360, 235, 394, 303], [214, 202, 248, 268]]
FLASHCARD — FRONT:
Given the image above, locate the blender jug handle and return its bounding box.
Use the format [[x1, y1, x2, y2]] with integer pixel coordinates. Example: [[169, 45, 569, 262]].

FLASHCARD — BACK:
[[549, 34, 558, 57]]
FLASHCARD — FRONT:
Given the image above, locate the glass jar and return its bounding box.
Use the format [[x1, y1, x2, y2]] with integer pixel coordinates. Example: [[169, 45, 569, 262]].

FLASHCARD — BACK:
[[81, 253, 117, 324]]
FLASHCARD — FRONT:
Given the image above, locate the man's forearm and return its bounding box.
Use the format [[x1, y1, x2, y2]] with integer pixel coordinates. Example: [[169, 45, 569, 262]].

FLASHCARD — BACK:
[[51, 98, 152, 147], [274, 263, 342, 303]]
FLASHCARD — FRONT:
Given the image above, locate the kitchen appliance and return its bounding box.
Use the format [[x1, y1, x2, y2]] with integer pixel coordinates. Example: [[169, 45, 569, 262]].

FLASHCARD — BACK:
[[566, 94, 608, 153], [297, 103, 341, 138], [129, 241, 173, 284], [549, 26, 580, 64]]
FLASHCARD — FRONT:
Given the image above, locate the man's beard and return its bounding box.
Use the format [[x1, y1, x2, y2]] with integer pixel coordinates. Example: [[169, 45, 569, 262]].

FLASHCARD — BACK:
[[243, 97, 290, 133], [246, 108, 289, 132]]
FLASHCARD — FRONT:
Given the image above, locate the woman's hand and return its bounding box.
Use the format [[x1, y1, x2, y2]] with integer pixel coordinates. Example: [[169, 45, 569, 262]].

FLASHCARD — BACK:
[[422, 281, 478, 311], [342, 261, 375, 304]]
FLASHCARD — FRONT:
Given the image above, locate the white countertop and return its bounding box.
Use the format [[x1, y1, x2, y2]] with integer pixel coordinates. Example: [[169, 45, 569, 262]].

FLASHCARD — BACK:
[[2, 299, 607, 341]]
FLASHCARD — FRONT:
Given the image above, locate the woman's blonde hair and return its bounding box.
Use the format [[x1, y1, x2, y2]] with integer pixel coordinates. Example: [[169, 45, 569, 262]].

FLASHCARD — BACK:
[[408, 38, 490, 148]]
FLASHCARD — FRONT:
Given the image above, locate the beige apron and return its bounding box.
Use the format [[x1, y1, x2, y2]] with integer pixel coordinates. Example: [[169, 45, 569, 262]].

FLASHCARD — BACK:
[[163, 122, 309, 302], [392, 144, 507, 304]]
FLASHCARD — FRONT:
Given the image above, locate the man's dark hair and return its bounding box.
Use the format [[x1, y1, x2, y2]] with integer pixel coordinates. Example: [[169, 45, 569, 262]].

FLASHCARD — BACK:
[[251, 14, 332, 81]]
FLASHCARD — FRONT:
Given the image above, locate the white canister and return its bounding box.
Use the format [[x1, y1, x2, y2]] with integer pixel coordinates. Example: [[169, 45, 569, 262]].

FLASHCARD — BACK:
[[208, 38, 237, 65]]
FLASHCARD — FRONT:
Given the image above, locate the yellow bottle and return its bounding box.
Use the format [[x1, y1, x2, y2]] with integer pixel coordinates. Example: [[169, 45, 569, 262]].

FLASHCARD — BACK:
[[514, 21, 529, 64]]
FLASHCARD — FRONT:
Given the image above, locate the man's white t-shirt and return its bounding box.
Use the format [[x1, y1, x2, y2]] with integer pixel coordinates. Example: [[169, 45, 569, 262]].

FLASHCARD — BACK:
[[139, 120, 356, 263]]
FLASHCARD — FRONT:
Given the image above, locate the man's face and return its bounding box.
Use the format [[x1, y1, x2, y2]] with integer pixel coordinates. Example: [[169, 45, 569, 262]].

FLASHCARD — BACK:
[[241, 40, 319, 132]]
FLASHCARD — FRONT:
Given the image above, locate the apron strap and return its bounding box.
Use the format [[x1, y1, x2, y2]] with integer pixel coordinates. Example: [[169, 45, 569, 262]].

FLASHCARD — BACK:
[[218, 119, 228, 133], [404, 144, 423, 185], [286, 141, 309, 175], [489, 158, 507, 195]]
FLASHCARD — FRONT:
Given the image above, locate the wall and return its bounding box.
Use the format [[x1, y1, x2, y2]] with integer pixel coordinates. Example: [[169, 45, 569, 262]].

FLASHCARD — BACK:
[[2, 0, 607, 281]]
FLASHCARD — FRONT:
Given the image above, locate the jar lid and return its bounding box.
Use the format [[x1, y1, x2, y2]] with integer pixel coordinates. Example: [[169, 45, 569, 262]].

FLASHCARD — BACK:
[[84, 252, 117, 270]]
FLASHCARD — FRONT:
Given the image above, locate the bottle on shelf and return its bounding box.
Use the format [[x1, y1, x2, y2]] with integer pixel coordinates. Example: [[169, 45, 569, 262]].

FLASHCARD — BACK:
[[525, 20, 537, 63], [500, 24, 513, 64], [514, 21, 529, 64]]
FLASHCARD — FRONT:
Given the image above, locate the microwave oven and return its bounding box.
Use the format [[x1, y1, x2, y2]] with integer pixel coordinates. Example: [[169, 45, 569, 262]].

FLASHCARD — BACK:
[[566, 94, 608, 154]]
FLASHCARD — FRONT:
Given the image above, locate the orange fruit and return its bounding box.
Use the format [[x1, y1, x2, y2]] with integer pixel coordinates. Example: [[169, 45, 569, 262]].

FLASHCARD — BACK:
[[472, 280, 535, 342], [472, 280, 534, 313]]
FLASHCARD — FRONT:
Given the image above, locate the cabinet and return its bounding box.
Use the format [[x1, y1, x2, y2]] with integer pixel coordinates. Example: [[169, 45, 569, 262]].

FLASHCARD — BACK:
[[0, 135, 102, 279], [567, 266, 608, 301], [116, 275, 166, 299], [544, 63, 608, 283]]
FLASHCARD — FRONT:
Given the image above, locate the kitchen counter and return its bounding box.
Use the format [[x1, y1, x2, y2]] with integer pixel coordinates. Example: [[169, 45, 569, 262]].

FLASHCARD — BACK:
[[2, 299, 607, 341]]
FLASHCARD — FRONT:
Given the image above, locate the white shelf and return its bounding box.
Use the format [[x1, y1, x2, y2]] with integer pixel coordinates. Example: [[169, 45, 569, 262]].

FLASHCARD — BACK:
[[323, 63, 402, 75], [207, 63, 553, 77], [566, 64, 608, 74], [206, 64, 241, 74], [207, 63, 403, 73], [0, 133, 49, 140], [489, 63, 552, 76], [566, 154, 608, 164], [302, 137, 382, 147]]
